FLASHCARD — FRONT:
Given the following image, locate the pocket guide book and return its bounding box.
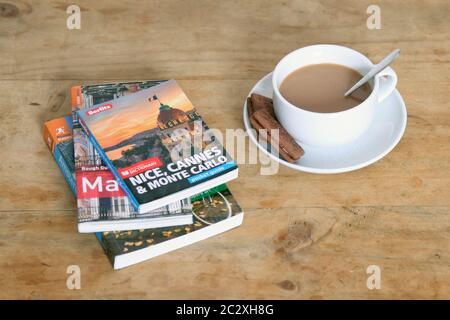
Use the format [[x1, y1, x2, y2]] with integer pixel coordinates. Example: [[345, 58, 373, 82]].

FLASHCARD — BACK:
[[44, 116, 244, 270], [71, 81, 193, 232], [76, 80, 239, 214]]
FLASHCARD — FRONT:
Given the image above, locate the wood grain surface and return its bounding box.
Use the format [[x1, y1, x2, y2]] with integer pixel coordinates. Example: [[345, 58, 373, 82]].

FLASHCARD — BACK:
[[0, 0, 449, 299]]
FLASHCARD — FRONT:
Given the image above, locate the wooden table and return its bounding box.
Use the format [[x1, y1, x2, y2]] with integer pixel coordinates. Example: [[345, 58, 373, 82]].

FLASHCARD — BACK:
[[0, 0, 448, 299]]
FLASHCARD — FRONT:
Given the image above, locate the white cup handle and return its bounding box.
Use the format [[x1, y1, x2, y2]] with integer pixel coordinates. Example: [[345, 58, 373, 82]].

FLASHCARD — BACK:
[[376, 66, 397, 103]]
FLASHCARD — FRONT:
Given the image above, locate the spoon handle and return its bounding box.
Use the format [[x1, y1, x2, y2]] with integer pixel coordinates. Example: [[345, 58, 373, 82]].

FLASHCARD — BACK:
[[344, 49, 400, 97]]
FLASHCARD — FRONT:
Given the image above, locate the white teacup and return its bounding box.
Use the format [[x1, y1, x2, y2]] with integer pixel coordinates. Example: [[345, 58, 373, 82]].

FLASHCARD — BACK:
[[272, 44, 397, 147]]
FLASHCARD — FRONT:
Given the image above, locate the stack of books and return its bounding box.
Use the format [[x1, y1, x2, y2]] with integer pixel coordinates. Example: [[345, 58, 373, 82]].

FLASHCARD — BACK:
[[43, 80, 243, 269]]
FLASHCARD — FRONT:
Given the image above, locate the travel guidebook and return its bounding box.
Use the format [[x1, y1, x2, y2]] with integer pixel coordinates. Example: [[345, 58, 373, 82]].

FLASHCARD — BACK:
[[44, 116, 244, 269], [76, 80, 239, 214], [71, 82, 193, 232]]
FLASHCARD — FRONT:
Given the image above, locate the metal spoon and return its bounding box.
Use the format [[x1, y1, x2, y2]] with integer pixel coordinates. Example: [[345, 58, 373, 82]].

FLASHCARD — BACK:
[[344, 49, 400, 97]]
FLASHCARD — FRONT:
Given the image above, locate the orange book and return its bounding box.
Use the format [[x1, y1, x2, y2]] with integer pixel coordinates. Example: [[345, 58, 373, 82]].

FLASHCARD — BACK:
[[43, 116, 76, 195]]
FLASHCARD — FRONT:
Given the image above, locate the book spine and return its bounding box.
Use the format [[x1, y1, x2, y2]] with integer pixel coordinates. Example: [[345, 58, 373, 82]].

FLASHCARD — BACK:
[[46, 142, 76, 196], [54, 146, 77, 196], [76, 114, 140, 211], [43, 119, 77, 195]]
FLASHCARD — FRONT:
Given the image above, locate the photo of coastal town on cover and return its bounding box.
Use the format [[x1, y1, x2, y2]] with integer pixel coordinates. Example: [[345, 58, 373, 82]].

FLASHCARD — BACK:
[[78, 80, 237, 208]]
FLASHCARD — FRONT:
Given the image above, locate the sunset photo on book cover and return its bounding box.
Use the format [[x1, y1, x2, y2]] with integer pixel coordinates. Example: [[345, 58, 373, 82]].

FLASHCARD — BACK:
[[86, 81, 195, 165]]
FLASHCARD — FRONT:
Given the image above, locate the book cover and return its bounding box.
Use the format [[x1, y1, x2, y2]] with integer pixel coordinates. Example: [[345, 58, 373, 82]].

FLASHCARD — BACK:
[[77, 80, 238, 213], [71, 81, 193, 232], [44, 116, 243, 270]]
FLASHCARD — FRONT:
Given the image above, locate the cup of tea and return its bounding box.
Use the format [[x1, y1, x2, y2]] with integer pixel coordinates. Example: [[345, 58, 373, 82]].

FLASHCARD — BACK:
[[272, 44, 398, 147]]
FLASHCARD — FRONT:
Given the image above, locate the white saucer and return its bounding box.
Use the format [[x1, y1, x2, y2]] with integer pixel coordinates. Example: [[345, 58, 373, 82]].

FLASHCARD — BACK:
[[243, 73, 407, 174]]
